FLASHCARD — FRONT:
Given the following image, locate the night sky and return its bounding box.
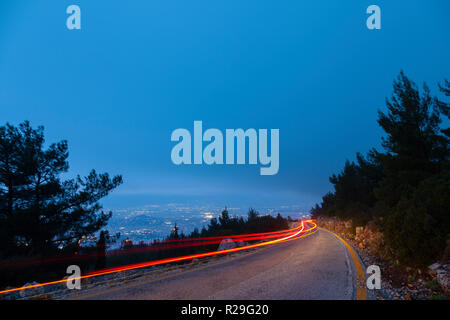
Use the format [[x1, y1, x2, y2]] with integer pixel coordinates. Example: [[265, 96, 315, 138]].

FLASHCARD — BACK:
[[1, 1, 449, 211]]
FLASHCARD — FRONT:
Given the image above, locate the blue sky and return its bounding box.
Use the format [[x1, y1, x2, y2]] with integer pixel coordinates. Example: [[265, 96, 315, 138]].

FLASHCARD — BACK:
[[1, 1, 449, 211]]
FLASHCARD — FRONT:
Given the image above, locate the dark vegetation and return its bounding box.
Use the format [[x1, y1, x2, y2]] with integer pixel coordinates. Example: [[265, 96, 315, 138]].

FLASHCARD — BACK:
[[311, 72, 449, 267]]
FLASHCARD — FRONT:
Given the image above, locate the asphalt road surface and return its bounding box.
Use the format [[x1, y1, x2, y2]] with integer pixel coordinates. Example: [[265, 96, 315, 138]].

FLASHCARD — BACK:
[[72, 229, 367, 300]]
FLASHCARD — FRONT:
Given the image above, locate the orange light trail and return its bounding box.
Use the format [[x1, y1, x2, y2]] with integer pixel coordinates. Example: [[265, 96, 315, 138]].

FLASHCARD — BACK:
[[0, 220, 317, 295], [0, 224, 303, 269], [161, 225, 303, 242]]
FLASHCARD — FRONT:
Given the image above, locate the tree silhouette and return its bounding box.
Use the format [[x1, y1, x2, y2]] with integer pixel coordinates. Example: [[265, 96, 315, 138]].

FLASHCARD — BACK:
[[0, 121, 122, 258], [218, 207, 231, 228], [438, 79, 450, 137], [375, 71, 448, 206], [95, 230, 107, 270], [169, 223, 180, 239]]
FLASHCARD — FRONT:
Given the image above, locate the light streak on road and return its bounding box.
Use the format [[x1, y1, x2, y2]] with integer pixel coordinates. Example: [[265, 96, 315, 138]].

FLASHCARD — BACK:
[[0, 220, 317, 295], [161, 225, 303, 242], [0, 224, 303, 269]]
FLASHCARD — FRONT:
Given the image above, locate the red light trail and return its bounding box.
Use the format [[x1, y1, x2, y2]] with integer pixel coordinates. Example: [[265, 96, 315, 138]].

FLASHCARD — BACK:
[[0, 224, 303, 269], [0, 220, 317, 296]]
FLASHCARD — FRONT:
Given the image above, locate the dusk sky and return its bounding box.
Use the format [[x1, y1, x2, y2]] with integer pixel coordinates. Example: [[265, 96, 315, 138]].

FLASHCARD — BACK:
[[1, 1, 449, 212]]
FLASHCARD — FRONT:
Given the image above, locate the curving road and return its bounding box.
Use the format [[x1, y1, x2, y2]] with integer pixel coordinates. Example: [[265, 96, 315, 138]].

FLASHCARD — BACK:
[[71, 229, 368, 300]]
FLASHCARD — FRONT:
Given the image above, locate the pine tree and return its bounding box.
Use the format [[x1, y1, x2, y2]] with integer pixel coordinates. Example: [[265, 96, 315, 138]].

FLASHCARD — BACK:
[[0, 121, 122, 258], [170, 223, 180, 239], [375, 71, 448, 206], [375, 72, 449, 266], [218, 207, 230, 227], [95, 230, 107, 270]]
